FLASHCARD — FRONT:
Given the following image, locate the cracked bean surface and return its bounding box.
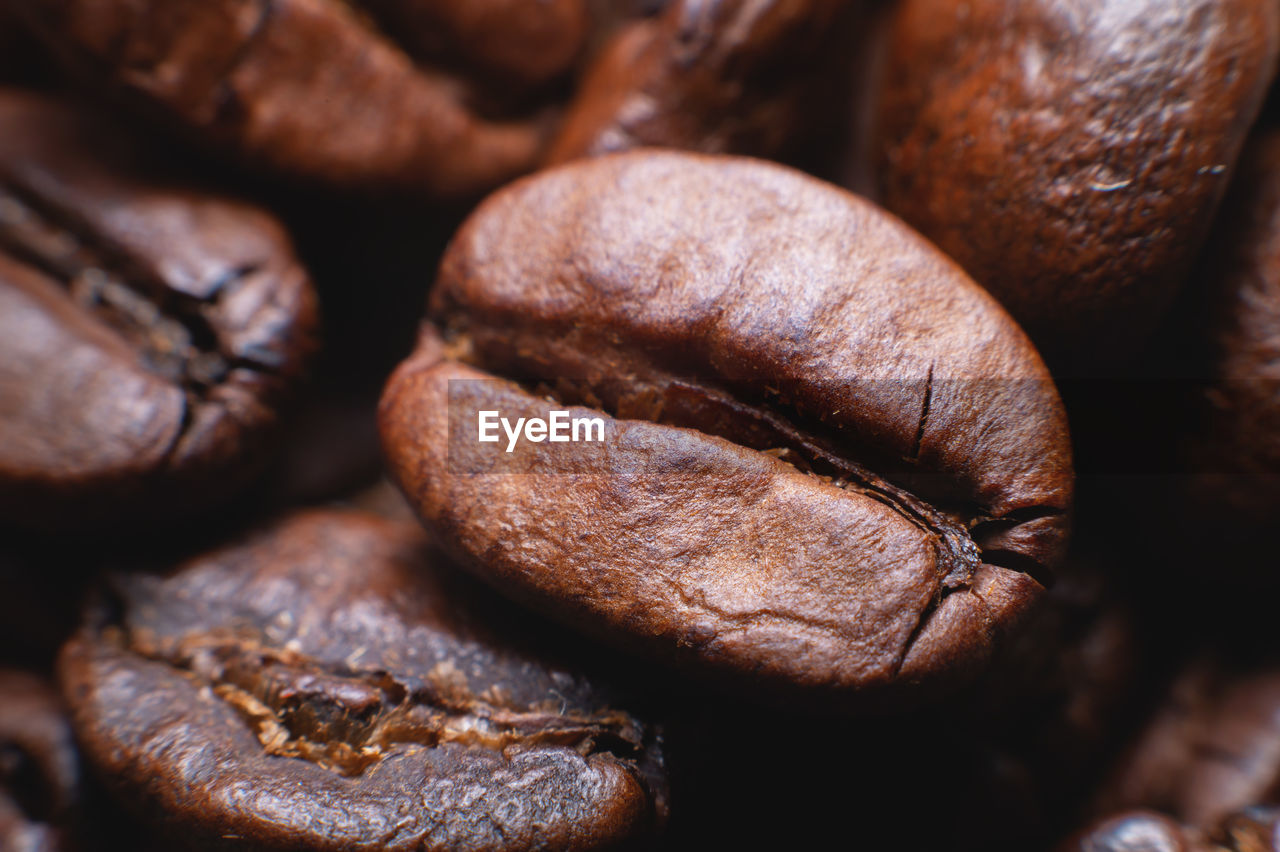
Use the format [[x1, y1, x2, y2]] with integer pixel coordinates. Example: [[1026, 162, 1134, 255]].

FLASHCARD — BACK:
[[59, 509, 668, 851], [0, 89, 317, 529], [379, 150, 1074, 706]]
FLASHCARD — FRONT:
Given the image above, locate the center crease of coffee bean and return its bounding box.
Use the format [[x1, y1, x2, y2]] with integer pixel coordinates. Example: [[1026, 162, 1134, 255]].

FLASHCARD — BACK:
[[449, 327, 1018, 595], [110, 624, 645, 778], [0, 184, 261, 395]]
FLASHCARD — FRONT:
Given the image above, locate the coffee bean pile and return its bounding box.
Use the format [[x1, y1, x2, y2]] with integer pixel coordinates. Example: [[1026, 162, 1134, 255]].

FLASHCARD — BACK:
[[2, 2, 1279, 849]]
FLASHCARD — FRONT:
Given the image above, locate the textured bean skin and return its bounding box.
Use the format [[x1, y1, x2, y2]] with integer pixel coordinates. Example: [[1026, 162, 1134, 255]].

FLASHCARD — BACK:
[[547, 0, 853, 164], [0, 90, 317, 529], [876, 0, 1280, 368], [9, 0, 549, 197], [59, 510, 667, 851], [380, 151, 1073, 706]]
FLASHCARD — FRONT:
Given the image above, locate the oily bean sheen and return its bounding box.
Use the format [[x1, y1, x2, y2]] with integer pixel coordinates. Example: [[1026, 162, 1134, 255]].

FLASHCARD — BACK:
[[59, 510, 667, 851], [0, 671, 80, 852], [9, 0, 554, 198], [0, 90, 317, 530], [877, 0, 1280, 369], [379, 151, 1074, 705], [547, 0, 852, 165]]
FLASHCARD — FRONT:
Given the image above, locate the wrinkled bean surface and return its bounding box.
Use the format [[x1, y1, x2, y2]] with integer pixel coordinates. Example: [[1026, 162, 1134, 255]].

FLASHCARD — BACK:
[[60, 509, 667, 851], [381, 150, 1074, 705], [0, 89, 317, 529]]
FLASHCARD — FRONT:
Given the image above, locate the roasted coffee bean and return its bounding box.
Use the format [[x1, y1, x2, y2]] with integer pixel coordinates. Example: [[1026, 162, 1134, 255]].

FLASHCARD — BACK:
[[0, 90, 318, 530], [380, 151, 1073, 706], [0, 670, 81, 852], [1094, 655, 1280, 830], [9, 0, 557, 198], [547, 0, 855, 165], [876, 0, 1280, 370], [59, 509, 667, 851]]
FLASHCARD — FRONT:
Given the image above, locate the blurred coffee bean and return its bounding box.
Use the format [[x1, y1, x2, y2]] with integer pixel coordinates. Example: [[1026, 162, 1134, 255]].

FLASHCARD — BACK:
[[0, 670, 81, 852], [357, 0, 589, 93], [0, 89, 318, 530], [59, 509, 668, 851], [877, 0, 1280, 371], [547, 0, 860, 165], [1096, 655, 1280, 829], [9, 0, 554, 198]]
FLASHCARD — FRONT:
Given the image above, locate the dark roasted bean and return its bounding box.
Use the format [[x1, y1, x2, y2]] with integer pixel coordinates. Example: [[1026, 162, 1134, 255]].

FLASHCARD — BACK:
[[8, 0, 557, 198], [59, 509, 667, 851], [0, 89, 317, 530], [547, 0, 856, 165], [876, 0, 1280, 369], [379, 150, 1073, 706]]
